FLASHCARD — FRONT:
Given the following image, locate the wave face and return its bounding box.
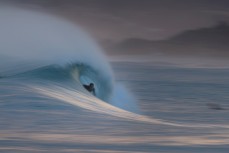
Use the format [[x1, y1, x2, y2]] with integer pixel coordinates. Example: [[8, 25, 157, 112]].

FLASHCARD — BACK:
[[11, 63, 112, 102]]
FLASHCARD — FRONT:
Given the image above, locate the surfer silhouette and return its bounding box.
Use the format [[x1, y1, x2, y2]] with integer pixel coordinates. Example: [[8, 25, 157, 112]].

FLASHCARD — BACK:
[[83, 83, 96, 96]]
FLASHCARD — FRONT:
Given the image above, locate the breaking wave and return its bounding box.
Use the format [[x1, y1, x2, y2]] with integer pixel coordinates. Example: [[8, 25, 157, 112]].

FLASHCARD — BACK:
[[0, 6, 137, 111]]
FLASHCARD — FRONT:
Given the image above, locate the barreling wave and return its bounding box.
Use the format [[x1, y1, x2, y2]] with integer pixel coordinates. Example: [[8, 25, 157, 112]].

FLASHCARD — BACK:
[[0, 6, 136, 111], [0, 6, 114, 101]]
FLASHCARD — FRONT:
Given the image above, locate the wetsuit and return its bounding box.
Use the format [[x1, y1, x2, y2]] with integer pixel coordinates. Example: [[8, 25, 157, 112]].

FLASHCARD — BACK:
[[83, 84, 96, 96]]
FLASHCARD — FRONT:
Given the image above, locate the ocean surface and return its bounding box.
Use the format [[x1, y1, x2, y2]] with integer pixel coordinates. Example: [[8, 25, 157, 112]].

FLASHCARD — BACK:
[[1, 62, 229, 153], [1, 7, 229, 153]]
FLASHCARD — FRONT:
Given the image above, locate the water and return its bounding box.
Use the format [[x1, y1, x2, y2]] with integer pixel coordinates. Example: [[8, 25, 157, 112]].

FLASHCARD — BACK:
[[113, 62, 229, 124], [1, 6, 229, 153], [1, 62, 229, 153]]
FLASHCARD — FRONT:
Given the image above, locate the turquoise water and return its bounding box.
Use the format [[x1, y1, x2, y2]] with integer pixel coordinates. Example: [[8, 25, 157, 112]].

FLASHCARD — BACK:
[[0, 62, 229, 153]]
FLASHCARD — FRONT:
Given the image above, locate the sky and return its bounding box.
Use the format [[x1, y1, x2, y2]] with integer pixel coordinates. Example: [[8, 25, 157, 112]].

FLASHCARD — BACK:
[[2, 0, 229, 45]]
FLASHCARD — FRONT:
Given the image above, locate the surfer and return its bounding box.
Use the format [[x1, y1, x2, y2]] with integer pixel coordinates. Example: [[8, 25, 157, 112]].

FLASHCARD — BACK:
[[83, 83, 96, 96]]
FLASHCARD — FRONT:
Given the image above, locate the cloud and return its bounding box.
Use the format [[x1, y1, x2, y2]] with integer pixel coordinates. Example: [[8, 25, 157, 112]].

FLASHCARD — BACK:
[[202, 10, 229, 17]]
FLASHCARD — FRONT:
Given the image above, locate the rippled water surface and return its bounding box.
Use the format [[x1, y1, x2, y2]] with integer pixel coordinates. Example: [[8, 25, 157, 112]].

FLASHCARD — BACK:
[[1, 62, 229, 153]]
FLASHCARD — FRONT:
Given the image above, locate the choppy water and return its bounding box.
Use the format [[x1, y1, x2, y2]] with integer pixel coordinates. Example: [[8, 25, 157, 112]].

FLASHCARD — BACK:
[[1, 62, 229, 153]]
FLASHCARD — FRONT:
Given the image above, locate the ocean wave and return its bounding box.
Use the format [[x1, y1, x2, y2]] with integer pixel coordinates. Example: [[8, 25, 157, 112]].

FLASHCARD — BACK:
[[2, 6, 229, 130], [0, 6, 137, 112]]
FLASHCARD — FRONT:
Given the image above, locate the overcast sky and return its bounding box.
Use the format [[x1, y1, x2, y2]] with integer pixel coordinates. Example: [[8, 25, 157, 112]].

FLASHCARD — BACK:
[[2, 0, 229, 44]]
